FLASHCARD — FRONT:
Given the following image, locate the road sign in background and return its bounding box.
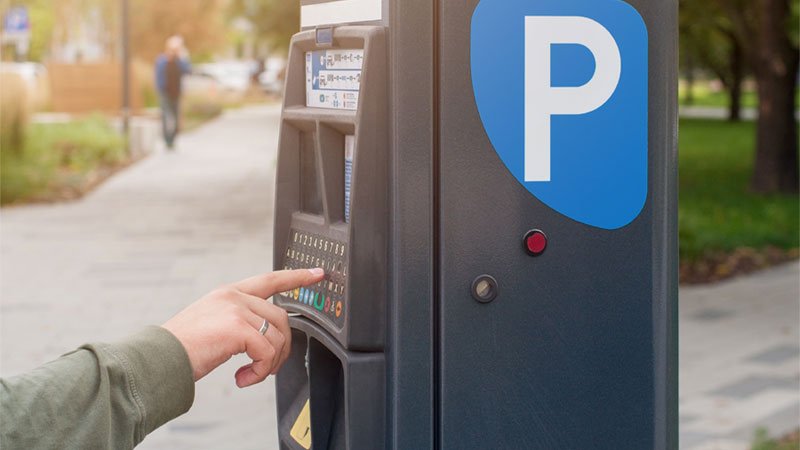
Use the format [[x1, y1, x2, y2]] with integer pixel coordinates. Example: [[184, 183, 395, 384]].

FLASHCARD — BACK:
[[2, 6, 31, 59]]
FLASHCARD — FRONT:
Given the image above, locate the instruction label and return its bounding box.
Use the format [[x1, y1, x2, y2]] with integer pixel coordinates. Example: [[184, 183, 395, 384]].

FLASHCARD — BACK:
[[289, 399, 312, 449], [306, 49, 364, 110]]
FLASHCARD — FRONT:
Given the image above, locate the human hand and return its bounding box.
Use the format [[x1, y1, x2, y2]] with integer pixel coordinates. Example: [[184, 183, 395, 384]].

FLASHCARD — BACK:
[[162, 268, 324, 387]]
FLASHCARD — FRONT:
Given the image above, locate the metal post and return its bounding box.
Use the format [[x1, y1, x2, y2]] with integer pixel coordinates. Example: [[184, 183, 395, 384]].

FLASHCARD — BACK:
[[120, 0, 130, 154]]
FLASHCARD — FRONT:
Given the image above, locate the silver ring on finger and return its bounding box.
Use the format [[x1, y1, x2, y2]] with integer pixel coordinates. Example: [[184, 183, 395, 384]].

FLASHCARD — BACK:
[[258, 320, 270, 335]]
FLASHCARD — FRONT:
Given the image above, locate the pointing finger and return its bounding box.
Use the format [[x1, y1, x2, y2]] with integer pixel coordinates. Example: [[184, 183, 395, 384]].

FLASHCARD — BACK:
[[234, 269, 324, 299]]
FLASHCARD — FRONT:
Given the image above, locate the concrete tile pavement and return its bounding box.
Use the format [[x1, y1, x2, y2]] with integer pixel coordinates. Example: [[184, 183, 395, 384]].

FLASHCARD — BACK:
[[1, 104, 798, 449], [680, 261, 800, 450]]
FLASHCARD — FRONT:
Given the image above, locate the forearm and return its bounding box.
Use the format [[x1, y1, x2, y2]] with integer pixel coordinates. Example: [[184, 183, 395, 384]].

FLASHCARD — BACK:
[[0, 269, 321, 449], [0, 326, 194, 450]]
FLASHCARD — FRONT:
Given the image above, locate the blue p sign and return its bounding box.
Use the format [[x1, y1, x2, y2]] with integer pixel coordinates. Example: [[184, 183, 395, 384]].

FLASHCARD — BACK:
[[471, 0, 648, 230]]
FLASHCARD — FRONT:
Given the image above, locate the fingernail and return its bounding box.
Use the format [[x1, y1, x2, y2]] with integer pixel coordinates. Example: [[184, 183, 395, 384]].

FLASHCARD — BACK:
[[308, 268, 324, 276]]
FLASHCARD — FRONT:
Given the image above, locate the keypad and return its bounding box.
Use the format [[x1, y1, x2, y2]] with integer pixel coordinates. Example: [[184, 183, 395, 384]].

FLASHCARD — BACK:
[[279, 229, 347, 326]]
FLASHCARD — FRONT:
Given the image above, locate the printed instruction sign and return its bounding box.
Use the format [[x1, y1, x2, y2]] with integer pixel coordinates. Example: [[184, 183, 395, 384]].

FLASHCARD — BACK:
[[306, 49, 364, 110]]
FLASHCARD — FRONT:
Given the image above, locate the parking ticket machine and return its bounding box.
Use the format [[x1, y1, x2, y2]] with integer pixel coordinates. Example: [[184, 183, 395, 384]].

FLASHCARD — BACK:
[[273, 27, 387, 351], [273, 0, 678, 449], [273, 25, 388, 450]]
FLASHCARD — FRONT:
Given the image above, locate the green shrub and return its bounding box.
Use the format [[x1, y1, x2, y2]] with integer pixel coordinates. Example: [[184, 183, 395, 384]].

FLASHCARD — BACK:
[[751, 428, 800, 450], [0, 72, 31, 154], [0, 116, 125, 204], [41, 115, 127, 171]]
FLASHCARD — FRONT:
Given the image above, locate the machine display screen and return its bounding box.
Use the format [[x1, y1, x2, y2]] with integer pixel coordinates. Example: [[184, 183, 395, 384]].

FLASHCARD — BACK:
[[305, 49, 364, 110]]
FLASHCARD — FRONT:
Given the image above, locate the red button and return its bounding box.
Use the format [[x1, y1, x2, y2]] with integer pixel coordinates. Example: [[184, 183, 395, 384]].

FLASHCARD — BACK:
[[524, 230, 547, 256]]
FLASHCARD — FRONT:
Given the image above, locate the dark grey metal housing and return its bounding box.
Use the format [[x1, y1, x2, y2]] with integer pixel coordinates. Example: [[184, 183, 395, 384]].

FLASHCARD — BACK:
[[274, 1, 678, 448]]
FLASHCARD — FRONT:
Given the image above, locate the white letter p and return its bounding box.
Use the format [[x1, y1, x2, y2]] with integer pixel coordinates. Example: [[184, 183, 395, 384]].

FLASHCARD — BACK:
[[524, 16, 621, 182]]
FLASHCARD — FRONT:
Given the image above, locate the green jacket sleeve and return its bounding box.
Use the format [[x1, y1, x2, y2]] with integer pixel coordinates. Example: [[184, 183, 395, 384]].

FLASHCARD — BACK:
[[0, 326, 195, 450]]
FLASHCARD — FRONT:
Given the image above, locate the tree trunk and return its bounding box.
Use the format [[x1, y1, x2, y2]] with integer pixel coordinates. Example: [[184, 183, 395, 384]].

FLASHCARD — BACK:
[[752, 67, 799, 193], [727, 39, 743, 122], [685, 52, 696, 106], [749, 0, 799, 194]]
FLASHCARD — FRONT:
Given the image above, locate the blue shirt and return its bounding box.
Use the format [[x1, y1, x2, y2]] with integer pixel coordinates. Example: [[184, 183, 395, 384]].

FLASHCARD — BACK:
[[154, 54, 191, 96]]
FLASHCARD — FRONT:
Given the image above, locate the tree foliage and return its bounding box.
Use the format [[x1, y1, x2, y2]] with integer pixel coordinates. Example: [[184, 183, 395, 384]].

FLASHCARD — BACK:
[[679, 0, 746, 120], [682, 0, 799, 193], [2, 0, 228, 63], [712, 0, 799, 193], [130, 0, 228, 63], [228, 0, 299, 56]]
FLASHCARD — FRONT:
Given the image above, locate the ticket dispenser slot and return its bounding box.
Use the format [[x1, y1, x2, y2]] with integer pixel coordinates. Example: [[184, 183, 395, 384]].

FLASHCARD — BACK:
[[276, 317, 385, 450], [273, 26, 387, 352], [274, 25, 387, 450]]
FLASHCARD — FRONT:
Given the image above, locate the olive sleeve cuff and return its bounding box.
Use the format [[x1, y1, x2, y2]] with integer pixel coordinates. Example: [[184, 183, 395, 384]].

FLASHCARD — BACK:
[[104, 325, 195, 441]]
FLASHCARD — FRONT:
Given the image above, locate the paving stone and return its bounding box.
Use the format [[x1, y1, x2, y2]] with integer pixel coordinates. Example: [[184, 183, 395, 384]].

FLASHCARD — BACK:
[[711, 375, 798, 399], [747, 345, 800, 366], [689, 308, 735, 322], [725, 403, 800, 444], [681, 430, 717, 448], [681, 414, 699, 424]]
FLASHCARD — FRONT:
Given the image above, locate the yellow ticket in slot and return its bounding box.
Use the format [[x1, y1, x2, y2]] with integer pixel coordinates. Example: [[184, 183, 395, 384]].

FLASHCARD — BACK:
[[290, 399, 312, 449]]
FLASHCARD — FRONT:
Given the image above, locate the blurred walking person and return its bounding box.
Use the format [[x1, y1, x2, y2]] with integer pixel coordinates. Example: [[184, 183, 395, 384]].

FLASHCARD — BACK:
[[155, 36, 191, 150]]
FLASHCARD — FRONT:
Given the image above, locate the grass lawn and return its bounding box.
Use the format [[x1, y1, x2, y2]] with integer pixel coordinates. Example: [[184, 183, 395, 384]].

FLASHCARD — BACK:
[[1, 116, 126, 205], [679, 118, 799, 263]]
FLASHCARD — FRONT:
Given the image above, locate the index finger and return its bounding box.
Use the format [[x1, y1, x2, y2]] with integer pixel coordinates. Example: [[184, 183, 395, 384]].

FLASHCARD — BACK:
[[234, 268, 325, 299]]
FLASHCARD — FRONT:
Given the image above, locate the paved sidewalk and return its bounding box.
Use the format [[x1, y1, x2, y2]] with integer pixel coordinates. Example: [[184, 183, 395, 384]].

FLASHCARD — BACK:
[[1, 105, 283, 450], [680, 106, 800, 121], [2, 104, 798, 449], [680, 261, 800, 450]]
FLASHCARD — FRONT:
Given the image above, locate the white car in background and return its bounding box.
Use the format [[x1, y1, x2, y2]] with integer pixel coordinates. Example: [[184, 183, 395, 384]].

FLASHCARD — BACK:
[[0, 62, 49, 108], [195, 61, 255, 92], [0, 62, 47, 91], [257, 57, 286, 94], [182, 72, 222, 98]]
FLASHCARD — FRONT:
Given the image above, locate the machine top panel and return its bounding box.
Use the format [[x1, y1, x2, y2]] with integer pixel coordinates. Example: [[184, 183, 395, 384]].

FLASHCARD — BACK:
[[300, 0, 382, 29]]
